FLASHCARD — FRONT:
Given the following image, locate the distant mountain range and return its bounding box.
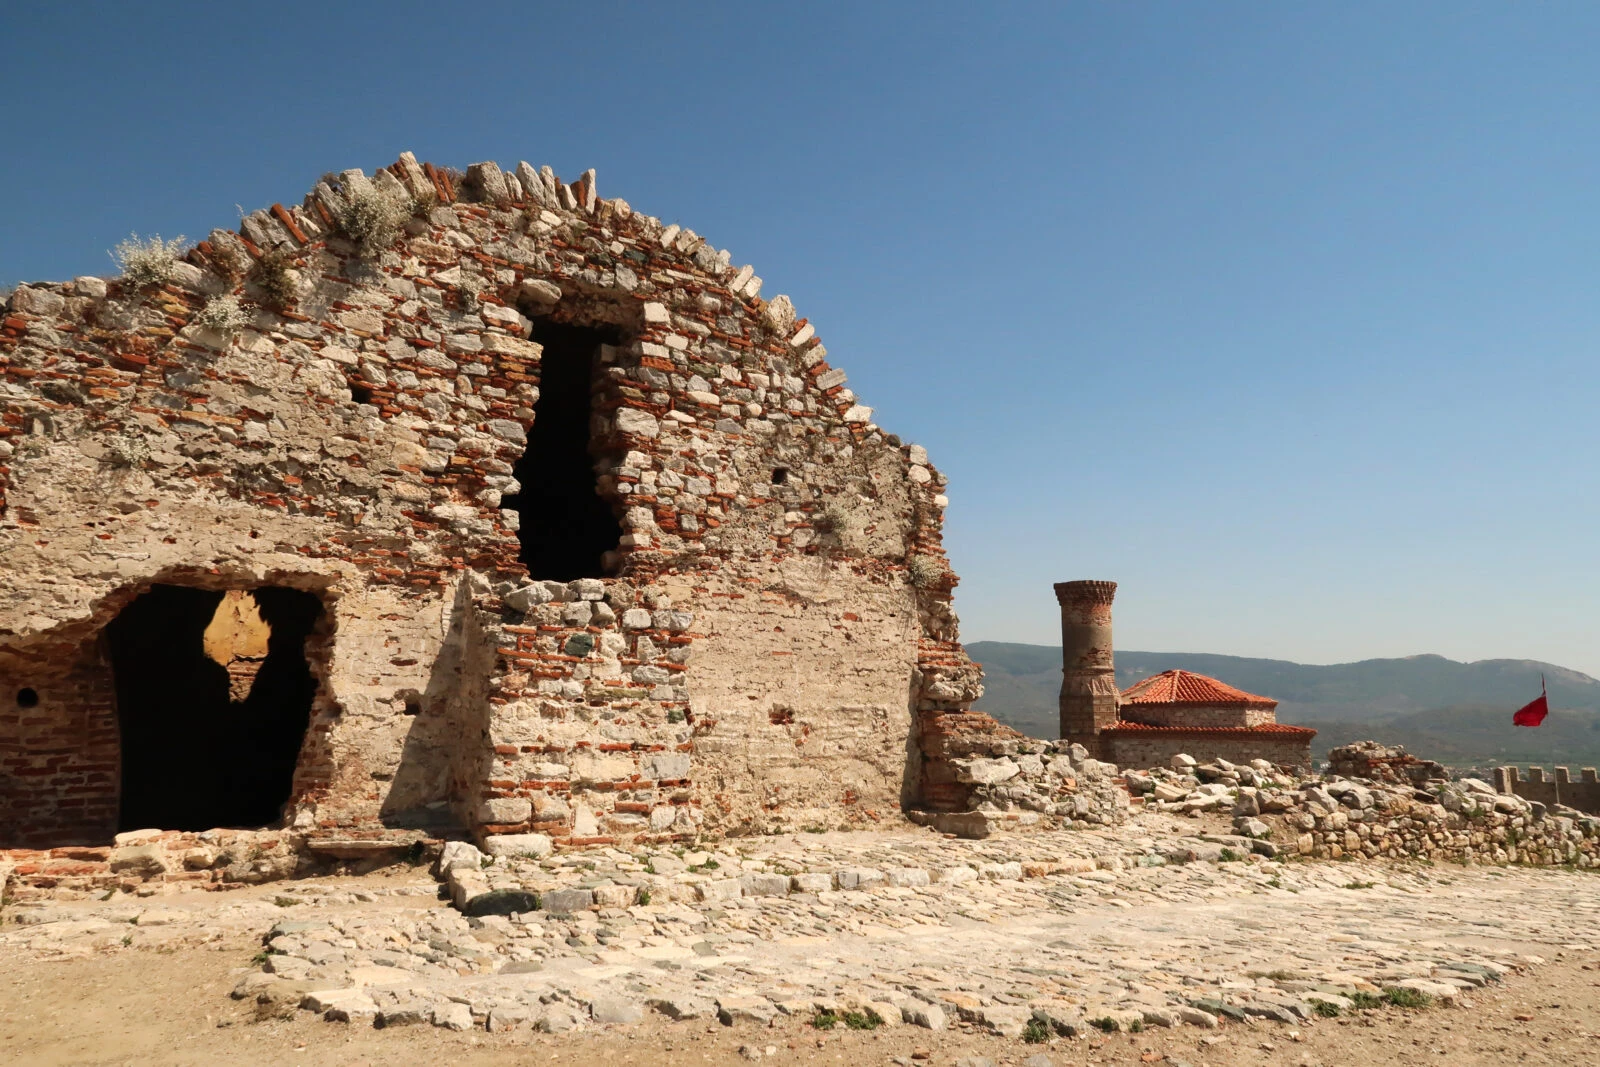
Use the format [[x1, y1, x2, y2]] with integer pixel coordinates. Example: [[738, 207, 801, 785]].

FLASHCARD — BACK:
[[967, 642, 1600, 770]]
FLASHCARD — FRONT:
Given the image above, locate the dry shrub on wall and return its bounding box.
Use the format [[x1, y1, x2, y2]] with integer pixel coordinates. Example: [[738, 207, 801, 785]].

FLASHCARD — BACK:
[[191, 294, 253, 336], [336, 185, 413, 256], [411, 186, 439, 214], [813, 501, 855, 536], [206, 238, 250, 284], [906, 554, 943, 589], [111, 233, 188, 289], [251, 250, 299, 310], [104, 433, 151, 469]]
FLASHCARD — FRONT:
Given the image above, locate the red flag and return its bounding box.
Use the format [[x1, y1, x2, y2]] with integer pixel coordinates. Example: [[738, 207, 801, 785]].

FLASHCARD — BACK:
[[1513, 674, 1549, 727]]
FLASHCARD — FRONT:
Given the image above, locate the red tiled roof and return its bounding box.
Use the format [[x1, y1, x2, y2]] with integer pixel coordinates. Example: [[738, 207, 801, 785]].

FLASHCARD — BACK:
[[1100, 721, 1315, 737], [1119, 669, 1278, 709]]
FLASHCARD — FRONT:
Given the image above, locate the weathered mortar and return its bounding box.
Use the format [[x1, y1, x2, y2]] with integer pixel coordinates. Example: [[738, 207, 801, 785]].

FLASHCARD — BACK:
[[0, 153, 987, 859]]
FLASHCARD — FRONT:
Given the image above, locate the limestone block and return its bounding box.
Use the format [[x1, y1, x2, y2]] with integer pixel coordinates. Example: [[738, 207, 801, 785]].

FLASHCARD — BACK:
[[592, 884, 637, 908], [716, 995, 777, 1026], [541, 888, 595, 914], [108, 844, 170, 876], [884, 867, 930, 888], [643, 752, 691, 780], [504, 584, 553, 612], [958, 757, 1020, 786], [615, 408, 660, 437], [978, 861, 1023, 881], [835, 867, 886, 891], [518, 278, 562, 304], [591, 996, 643, 1024], [695, 879, 743, 902], [740, 873, 791, 897], [431, 1000, 475, 1030], [477, 797, 532, 825], [482, 833, 553, 859], [571, 752, 634, 783], [790, 872, 832, 893]]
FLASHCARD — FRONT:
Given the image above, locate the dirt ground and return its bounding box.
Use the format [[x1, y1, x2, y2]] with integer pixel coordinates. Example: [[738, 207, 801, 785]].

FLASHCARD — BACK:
[[0, 918, 1596, 1067]]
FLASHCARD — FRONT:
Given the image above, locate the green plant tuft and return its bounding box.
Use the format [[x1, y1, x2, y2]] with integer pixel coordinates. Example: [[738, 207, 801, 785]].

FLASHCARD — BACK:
[[811, 1009, 838, 1030], [842, 1009, 883, 1031], [1348, 991, 1383, 1010], [1311, 999, 1342, 1017], [1384, 986, 1432, 1009], [1089, 1016, 1120, 1032], [1022, 1017, 1050, 1043]]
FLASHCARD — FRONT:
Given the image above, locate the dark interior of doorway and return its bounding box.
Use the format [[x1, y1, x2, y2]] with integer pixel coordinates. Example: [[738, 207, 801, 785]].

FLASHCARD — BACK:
[[502, 319, 624, 580], [106, 584, 323, 832]]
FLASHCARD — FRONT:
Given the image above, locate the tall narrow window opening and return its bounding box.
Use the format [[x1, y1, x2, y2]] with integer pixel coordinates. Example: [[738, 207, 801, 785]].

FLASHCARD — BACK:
[[106, 584, 322, 831], [503, 320, 623, 579]]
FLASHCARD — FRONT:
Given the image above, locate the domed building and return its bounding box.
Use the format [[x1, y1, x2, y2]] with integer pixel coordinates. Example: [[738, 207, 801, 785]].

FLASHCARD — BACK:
[[1055, 581, 1314, 772]]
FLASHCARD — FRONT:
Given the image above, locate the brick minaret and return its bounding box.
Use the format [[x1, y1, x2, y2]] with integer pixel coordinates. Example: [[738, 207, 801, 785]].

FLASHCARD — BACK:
[[1055, 580, 1119, 754]]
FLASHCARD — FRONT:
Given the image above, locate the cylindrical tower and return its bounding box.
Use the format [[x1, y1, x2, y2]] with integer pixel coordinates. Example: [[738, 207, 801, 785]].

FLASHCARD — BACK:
[[1054, 580, 1118, 753]]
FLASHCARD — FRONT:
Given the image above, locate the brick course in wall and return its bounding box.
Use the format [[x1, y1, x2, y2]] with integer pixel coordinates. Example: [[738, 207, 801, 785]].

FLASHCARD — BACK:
[[0, 153, 988, 855]]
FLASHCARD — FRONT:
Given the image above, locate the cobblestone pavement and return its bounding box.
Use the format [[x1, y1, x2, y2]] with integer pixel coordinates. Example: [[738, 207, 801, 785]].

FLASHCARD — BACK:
[[4, 816, 1597, 1039]]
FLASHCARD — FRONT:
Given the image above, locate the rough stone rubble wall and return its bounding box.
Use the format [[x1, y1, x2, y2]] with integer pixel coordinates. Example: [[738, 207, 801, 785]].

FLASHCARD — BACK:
[[0, 153, 982, 851], [1118, 703, 1275, 729], [1101, 732, 1313, 776]]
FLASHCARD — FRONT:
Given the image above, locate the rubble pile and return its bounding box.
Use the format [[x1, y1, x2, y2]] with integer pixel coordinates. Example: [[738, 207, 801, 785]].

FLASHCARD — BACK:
[[1325, 740, 1447, 786]]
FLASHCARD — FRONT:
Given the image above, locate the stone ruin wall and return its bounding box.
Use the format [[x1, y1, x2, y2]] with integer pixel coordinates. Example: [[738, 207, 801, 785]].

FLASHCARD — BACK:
[[1118, 704, 1277, 729], [1101, 730, 1314, 776], [0, 153, 985, 857]]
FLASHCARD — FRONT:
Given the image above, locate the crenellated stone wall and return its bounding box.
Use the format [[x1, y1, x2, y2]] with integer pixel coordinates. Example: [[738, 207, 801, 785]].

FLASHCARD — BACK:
[[1496, 766, 1600, 817]]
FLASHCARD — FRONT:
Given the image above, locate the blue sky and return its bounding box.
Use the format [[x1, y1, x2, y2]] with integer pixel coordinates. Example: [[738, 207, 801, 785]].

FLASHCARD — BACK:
[[5, 4, 1599, 673]]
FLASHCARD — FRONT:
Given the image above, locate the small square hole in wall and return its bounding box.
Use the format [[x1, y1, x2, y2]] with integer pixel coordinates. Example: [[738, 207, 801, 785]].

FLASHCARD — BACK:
[[16, 687, 38, 708], [348, 379, 373, 405], [771, 468, 789, 485]]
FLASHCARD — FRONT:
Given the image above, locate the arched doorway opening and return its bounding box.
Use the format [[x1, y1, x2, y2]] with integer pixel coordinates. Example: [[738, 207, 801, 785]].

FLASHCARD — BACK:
[[106, 584, 323, 831]]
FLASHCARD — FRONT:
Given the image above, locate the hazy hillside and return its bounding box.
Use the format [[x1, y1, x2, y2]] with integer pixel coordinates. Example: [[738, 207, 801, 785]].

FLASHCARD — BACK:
[[968, 641, 1600, 768]]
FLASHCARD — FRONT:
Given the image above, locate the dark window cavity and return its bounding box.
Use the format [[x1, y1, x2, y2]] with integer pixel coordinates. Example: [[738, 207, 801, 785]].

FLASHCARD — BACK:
[[502, 320, 623, 580]]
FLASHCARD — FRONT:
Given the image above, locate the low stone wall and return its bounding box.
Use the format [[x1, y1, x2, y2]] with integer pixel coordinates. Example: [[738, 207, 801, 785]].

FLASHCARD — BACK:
[[1102, 730, 1312, 776], [1496, 765, 1600, 816], [0, 826, 437, 900], [1255, 777, 1600, 867]]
